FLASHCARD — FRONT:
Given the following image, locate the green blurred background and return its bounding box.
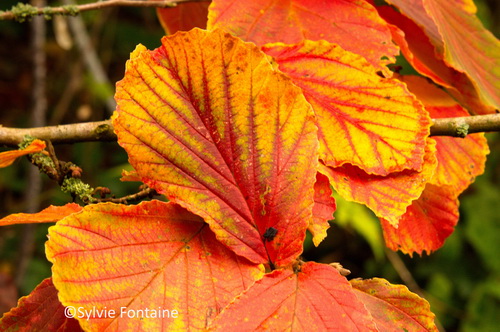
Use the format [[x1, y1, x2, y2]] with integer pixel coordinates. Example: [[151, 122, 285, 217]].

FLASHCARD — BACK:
[[0, 1, 499, 331]]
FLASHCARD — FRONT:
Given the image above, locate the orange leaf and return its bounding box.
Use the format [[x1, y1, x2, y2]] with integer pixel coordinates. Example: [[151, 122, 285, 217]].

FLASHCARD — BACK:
[[207, 0, 398, 74], [0, 203, 82, 226], [319, 139, 437, 226], [263, 41, 431, 176], [380, 184, 459, 256], [113, 29, 318, 267], [0, 278, 83, 332], [120, 169, 141, 182], [401, 75, 489, 195], [156, 1, 210, 35], [310, 172, 335, 246], [0, 139, 46, 168], [385, 0, 500, 111], [210, 262, 377, 331], [351, 278, 438, 332], [46, 201, 264, 331], [377, 5, 495, 115]]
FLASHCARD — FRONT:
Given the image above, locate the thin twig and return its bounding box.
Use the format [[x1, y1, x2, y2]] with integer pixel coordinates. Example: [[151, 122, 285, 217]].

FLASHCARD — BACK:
[[0, 0, 206, 21], [96, 187, 158, 204]]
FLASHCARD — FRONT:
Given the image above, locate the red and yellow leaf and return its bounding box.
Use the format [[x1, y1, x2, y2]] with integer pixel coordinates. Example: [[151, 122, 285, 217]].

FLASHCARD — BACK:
[[0, 278, 82, 332], [0, 139, 46, 168], [310, 172, 336, 246], [377, 5, 496, 114], [46, 200, 263, 331], [120, 169, 141, 182], [156, 1, 210, 35], [263, 41, 431, 176], [401, 75, 489, 195], [319, 139, 437, 226], [207, 0, 398, 73], [381, 184, 459, 256], [113, 29, 318, 267], [351, 278, 438, 332], [0, 203, 82, 226], [210, 262, 377, 331], [386, 0, 500, 111]]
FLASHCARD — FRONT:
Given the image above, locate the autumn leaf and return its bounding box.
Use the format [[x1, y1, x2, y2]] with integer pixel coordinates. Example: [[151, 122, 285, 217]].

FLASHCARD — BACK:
[[207, 0, 398, 74], [113, 29, 318, 267], [0, 139, 46, 168], [0, 203, 82, 226], [0, 278, 83, 332], [380, 184, 459, 256], [46, 200, 264, 331], [351, 278, 438, 332], [210, 262, 377, 331], [156, 1, 210, 35], [310, 172, 336, 246], [263, 40, 431, 176], [401, 75, 489, 195], [385, 0, 500, 111], [319, 139, 437, 226], [377, 5, 496, 114]]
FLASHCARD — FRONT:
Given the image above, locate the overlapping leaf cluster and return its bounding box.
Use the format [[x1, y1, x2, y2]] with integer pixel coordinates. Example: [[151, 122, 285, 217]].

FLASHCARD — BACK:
[[1, 0, 497, 330]]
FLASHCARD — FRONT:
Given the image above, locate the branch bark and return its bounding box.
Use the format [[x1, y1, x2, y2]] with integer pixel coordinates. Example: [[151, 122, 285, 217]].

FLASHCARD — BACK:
[[0, 0, 205, 21], [1, 114, 500, 147], [430, 113, 500, 138]]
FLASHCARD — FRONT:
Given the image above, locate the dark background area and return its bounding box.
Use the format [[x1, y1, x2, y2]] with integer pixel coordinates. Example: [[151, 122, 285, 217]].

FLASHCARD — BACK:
[[0, 1, 499, 331]]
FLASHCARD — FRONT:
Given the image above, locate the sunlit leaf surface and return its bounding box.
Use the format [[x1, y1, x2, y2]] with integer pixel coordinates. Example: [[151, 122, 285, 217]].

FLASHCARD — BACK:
[[113, 29, 318, 267], [351, 278, 438, 331], [210, 262, 377, 331], [381, 184, 459, 256], [386, 0, 500, 110], [263, 41, 431, 176], [319, 140, 437, 226], [46, 201, 263, 331], [208, 0, 398, 73]]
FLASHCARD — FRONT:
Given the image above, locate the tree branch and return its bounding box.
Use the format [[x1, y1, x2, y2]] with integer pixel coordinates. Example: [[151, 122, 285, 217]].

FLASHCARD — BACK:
[[1, 114, 500, 147], [430, 113, 500, 138], [0, 0, 206, 21], [0, 120, 116, 146]]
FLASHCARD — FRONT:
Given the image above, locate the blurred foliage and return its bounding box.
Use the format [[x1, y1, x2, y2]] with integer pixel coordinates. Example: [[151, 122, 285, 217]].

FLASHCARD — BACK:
[[0, 0, 499, 330]]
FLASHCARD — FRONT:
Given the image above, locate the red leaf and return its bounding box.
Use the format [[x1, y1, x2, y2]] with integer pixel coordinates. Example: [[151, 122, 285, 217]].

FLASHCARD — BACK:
[[156, 1, 210, 35], [377, 5, 495, 115], [113, 29, 318, 267], [208, 0, 398, 73], [0, 278, 82, 332], [310, 172, 336, 246], [351, 278, 438, 332], [385, 0, 500, 111], [46, 201, 263, 331], [319, 140, 437, 225], [263, 41, 431, 176], [381, 184, 459, 256], [0, 203, 82, 226], [210, 262, 377, 331]]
